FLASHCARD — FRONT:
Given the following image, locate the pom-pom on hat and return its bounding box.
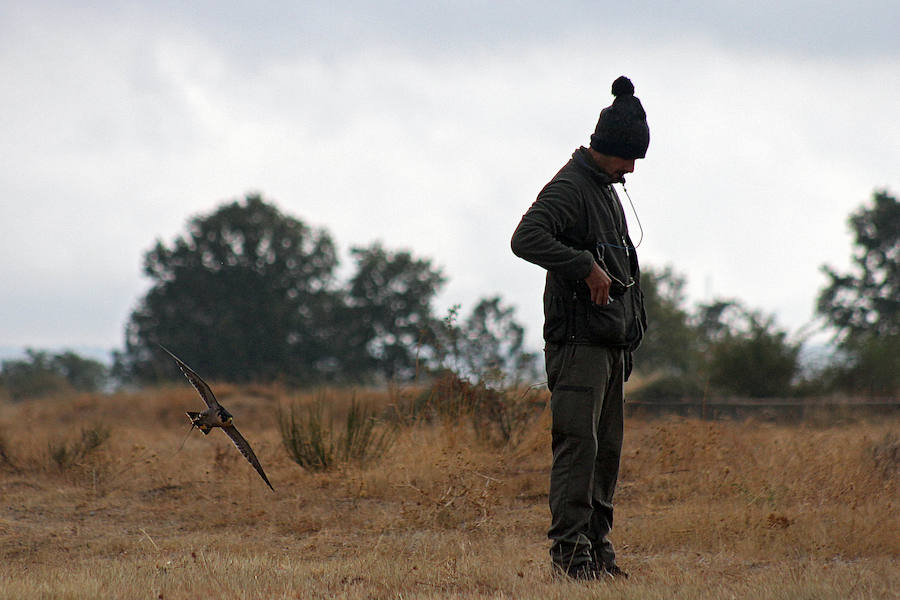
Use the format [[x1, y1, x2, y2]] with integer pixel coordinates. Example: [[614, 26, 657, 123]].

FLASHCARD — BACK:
[[589, 76, 650, 159]]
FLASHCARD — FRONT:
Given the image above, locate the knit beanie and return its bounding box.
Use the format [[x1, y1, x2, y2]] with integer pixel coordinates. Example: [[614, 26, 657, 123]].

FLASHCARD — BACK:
[[589, 76, 650, 159]]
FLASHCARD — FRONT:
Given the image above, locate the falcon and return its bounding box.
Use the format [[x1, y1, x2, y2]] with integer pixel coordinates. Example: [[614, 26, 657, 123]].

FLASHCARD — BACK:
[[160, 345, 274, 491]]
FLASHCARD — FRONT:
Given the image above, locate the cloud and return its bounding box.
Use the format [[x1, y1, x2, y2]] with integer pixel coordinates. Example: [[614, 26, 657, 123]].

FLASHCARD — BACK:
[[0, 3, 898, 354], [148, 1, 900, 61]]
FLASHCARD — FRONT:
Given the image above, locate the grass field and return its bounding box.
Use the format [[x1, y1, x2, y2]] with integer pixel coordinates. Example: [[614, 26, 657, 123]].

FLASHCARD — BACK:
[[0, 384, 897, 599]]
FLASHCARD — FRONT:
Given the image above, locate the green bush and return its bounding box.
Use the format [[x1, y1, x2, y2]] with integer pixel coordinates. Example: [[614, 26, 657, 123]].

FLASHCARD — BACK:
[[279, 396, 393, 471]]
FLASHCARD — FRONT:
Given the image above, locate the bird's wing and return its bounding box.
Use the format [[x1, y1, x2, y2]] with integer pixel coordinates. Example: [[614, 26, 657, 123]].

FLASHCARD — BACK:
[[223, 425, 274, 491], [159, 345, 219, 409]]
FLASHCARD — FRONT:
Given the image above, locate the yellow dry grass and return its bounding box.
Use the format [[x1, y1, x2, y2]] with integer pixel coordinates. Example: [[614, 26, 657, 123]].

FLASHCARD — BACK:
[[0, 385, 897, 599]]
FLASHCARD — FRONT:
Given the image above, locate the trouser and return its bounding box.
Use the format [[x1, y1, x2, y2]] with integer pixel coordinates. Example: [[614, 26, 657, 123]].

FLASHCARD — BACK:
[[545, 343, 625, 570]]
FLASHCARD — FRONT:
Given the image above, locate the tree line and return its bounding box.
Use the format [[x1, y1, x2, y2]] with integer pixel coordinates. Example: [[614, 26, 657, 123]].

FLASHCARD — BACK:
[[106, 194, 538, 387], [1, 190, 896, 401]]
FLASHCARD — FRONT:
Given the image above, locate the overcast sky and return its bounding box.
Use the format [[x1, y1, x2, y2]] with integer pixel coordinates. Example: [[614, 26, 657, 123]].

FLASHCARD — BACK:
[[1, 1, 898, 360]]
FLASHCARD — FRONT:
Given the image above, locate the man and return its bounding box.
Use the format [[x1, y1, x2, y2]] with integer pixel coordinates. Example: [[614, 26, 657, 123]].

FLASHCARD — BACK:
[[510, 75, 649, 580]]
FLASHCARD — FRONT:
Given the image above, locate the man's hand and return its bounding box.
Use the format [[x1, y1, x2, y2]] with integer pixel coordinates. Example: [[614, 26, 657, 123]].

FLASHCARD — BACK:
[[584, 262, 612, 305]]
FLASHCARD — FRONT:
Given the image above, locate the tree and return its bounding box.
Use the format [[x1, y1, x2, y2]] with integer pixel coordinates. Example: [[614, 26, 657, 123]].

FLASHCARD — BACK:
[[345, 242, 446, 380], [695, 300, 800, 398], [116, 194, 340, 383], [425, 297, 540, 387], [633, 266, 697, 375], [1, 350, 109, 401], [50, 351, 110, 392], [816, 190, 899, 394], [458, 297, 539, 386]]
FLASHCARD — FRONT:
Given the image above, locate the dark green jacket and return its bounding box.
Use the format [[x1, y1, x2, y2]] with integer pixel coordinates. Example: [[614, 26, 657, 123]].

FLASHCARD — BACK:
[[511, 147, 647, 349]]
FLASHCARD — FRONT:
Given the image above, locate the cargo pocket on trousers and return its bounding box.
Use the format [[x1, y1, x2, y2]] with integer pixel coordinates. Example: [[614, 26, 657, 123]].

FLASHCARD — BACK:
[[551, 385, 595, 439]]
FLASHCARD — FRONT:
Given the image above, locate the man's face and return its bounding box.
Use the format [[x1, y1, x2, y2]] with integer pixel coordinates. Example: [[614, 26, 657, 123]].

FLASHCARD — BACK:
[[607, 156, 636, 181], [590, 150, 637, 182]]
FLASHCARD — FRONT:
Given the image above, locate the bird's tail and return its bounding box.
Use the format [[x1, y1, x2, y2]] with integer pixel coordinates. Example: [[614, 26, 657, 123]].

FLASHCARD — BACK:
[[186, 411, 212, 435]]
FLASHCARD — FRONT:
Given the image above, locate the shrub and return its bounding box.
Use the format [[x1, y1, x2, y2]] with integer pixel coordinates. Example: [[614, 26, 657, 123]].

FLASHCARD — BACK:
[[628, 374, 706, 402], [870, 431, 899, 479], [0, 429, 17, 472], [392, 371, 545, 446], [48, 423, 110, 471], [279, 396, 393, 471]]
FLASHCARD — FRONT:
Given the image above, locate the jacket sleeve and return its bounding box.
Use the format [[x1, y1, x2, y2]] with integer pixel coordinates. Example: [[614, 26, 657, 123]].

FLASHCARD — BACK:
[[510, 179, 595, 280]]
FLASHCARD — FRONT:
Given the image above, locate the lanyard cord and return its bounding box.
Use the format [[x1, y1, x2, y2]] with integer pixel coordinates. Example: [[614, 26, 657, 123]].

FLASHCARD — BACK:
[[619, 182, 644, 249], [597, 182, 644, 253]]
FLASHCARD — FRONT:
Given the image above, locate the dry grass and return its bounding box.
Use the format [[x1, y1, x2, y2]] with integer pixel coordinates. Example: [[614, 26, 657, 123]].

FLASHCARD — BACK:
[[0, 385, 897, 599]]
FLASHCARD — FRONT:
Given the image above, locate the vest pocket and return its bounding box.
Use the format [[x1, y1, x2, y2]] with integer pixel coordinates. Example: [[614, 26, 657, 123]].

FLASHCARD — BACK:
[[582, 296, 627, 345]]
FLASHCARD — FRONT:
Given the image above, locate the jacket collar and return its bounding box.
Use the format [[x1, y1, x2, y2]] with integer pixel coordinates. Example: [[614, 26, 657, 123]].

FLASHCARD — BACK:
[[572, 146, 617, 185]]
